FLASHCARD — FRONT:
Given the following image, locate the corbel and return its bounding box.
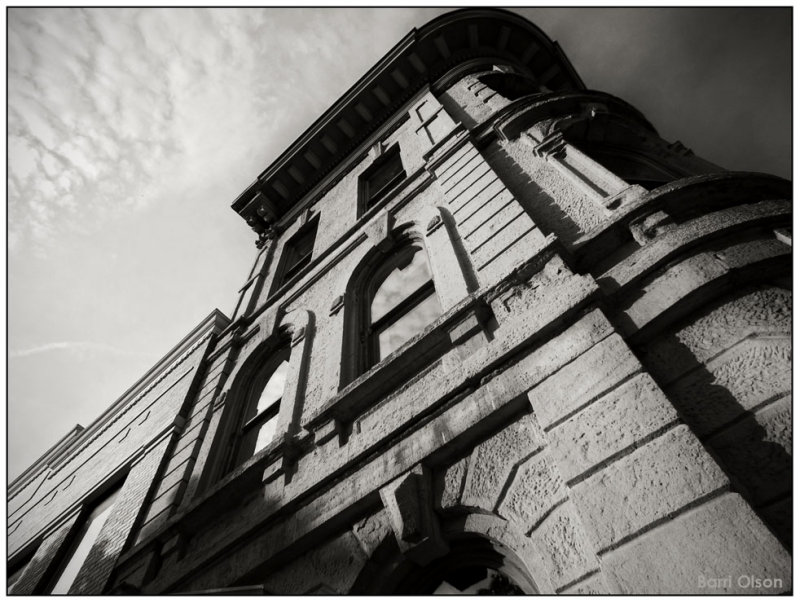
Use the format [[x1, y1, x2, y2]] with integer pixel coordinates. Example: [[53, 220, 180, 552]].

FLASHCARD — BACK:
[[629, 209, 675, 245], [379, 465, 449, 565], [365, 210, 395, 253]]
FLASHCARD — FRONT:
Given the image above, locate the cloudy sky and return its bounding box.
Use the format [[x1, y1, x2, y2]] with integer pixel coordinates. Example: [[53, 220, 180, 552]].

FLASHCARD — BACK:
[[7, 7, 791, 481]]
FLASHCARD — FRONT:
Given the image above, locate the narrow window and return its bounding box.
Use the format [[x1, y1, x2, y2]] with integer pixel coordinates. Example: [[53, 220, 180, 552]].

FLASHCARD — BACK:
[[359, 145, 406, 214], [46, 483, 122, 594], [365, 245, 441, 368], [272, 218, 319, 294], [231, 347, 290, 467]]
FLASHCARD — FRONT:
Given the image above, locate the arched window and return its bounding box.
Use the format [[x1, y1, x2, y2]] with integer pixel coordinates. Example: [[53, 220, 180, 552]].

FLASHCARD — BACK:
[[230, 346, 290, 467], [362, 244, 442, 371]]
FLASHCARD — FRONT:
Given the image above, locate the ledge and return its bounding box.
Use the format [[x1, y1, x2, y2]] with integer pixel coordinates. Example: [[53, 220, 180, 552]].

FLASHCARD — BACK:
[[572, 171, 792, 274]]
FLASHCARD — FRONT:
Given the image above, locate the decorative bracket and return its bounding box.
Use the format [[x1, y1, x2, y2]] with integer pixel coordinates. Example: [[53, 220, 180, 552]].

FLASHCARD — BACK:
[[380, 465, 449, 565]]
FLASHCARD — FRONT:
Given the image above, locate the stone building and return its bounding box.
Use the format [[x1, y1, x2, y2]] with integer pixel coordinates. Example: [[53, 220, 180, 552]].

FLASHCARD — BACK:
[[8, 8, 791, 595]]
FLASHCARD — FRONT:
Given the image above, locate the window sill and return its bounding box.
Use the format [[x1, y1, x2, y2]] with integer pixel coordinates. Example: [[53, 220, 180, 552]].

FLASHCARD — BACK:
[[304, 294, 491, 444]]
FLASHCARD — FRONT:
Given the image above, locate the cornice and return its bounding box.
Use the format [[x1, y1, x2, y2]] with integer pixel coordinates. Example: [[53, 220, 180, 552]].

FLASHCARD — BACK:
[[231, 8, 585, 235]]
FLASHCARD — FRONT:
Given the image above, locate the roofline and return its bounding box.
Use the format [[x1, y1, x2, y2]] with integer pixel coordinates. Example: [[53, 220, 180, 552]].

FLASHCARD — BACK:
[[231, 8, 585, 232], [9, 309, 230, 495]]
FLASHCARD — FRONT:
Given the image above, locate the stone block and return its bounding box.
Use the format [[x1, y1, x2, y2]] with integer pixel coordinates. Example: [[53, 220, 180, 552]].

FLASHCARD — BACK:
[[668, 337, 790, 436], [622, 251, 728, 331], [435, 456, 468, 511], [705, 395, 791, 505], [602, 493, 791, 594], [549, 373, 678, 481], [465, 202, 528, 247], [352, 509, 392, 557], [528, 333, 641, 428], [261, 530, 368, 595], [643, 286, 791, 385], [560, 571, 614, 594], [497, 452, 567, 533], [759, 496, 792, 549], [474, 224, 545, 276], [446, 165, 497, 211], [457, 187, 514, 232], [572, 425, 728, 551], [529, 500, 599, 591], [461, 416, 545, 512]]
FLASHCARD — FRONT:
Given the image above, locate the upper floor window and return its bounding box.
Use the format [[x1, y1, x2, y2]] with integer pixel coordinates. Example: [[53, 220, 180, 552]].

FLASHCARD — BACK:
[[359, 145, 406, 215], [271, 218, 319, 294], [478, 72, 543, 101], [46, 483, 122, 594], [364, 244, 441, 369], [573, 142, 677, 190], [230, 346, 290, 467]]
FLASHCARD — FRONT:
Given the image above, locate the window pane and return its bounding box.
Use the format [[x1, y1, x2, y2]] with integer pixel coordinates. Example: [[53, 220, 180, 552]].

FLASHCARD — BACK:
[[371, 249, 432, 322], [254, 360, 289, 416], [254, 415, 280, 453], [49, 486, 120, 594], [366, 152, 403, 201], [377, 291, 441, 359]]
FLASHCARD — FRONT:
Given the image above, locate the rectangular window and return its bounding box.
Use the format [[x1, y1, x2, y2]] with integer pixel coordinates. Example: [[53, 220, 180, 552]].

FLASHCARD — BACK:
[[360, 145, 406, 214], [47, 484, 121, 594], [271, 218, 319, 294]]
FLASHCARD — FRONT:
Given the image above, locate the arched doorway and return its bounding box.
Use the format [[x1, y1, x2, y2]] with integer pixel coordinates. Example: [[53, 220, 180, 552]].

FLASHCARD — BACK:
[[351, 516, 539, 595]]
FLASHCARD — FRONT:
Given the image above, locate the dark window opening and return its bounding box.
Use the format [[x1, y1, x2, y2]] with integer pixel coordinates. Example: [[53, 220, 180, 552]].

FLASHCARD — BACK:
[[272, 218, 318, 293], [574, 143, 677, 190], [478, 73, 543, 101], [432, 566, 525, 595], [385, 535, 538, 595], [360, 145, 406, 214], [45, 483, 122, 594], [230, 346, 290, 468]]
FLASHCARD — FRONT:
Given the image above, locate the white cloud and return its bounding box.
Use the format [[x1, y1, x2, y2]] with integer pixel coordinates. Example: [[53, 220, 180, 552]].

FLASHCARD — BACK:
[[10, 341, 144, 359]]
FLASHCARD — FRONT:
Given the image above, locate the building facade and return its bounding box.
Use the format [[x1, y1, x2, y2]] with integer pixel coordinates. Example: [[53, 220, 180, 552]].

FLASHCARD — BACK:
[[8, 9, 791, 595]]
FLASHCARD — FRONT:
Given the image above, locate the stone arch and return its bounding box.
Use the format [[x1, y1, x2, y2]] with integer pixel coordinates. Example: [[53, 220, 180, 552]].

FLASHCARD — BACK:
[[350, 511, 545, 595], [206, 307, 314, 479], [338, 221, 440, 386]]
